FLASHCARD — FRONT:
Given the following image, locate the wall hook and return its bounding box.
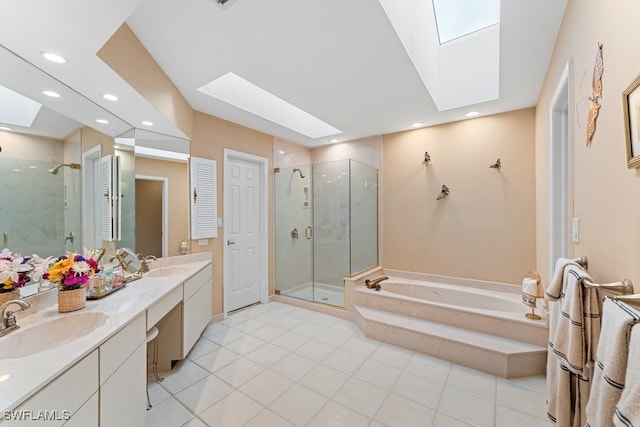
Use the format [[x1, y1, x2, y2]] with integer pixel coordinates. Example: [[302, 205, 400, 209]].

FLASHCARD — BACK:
[[436, 184, 450, 201], [489, 158, 501, 169], [424, 151, 431, 163]]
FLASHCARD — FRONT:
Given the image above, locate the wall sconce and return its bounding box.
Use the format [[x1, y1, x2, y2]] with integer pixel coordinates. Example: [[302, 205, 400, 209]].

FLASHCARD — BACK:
[[489, 158, 501, 169], [424, 151, 431, 163], [436, 184, 450, 201]]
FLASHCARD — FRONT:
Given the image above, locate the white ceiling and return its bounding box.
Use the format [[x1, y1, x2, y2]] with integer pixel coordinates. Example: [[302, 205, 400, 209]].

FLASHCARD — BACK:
[[0, 0, 567, 146]]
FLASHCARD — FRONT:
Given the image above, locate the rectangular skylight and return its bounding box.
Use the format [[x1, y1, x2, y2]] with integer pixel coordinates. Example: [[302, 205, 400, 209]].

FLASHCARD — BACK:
[[198, 72, 342, 139], [432, 0, 500, 44], [0, 85, 42, 127]]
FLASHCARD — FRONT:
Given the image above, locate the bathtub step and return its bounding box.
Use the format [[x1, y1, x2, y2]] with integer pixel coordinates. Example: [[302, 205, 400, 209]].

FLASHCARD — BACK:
[[353, 305, 547, 378]]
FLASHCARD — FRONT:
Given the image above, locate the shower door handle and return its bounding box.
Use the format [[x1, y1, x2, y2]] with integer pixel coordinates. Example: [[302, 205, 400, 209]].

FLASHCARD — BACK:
[[305, 227, 312, 239]]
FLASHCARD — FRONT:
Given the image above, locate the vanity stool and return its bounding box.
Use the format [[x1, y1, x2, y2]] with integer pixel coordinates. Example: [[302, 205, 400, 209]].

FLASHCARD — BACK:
[[146, 326, 163, 410]]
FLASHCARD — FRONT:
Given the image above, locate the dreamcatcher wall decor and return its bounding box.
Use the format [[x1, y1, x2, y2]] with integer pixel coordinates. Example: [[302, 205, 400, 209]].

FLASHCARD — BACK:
[[586, 43, 604, 146]]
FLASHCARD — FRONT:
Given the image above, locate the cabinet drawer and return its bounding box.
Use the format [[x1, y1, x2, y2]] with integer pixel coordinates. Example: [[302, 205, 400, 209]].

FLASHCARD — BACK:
[[147, 285, 182, 329], [99, 314, 145, 384], [62, 392, 98, 427], [183, 266, 211, 300], [9, 350, 98, 427], [183, 279, 213, 356]]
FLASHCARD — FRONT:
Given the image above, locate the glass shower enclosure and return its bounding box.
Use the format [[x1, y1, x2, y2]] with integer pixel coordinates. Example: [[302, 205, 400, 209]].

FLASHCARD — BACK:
[[275, 159, 378, 307]]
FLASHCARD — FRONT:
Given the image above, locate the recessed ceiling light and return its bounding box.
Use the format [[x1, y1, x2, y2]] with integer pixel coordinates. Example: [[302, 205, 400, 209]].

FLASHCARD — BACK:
[[102, 93, 119, 102], [411, 122, 424, 128], [465, 111, 481, 117], [329, 138, 340, 143], [96, 119, 109, 124], [141, 121, 153, 126], [42, 90, 61, 98], [12, 168, 21, 172], [29, 165, 37, 169], [0, 126, 13, 131], [42, 52, 66, 64], [198, 72, 342, 139], [278, 150, 285, 155]]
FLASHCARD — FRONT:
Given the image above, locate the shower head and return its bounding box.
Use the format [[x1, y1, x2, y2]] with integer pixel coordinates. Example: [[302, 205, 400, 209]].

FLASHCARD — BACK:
[[293, 168, 305, 179], [48, 162, 81, 175]]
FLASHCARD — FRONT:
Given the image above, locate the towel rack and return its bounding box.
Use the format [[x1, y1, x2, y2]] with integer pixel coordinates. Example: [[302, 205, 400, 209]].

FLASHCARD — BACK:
[[613, 293, 640, 306], [570, 256, 634, 294]]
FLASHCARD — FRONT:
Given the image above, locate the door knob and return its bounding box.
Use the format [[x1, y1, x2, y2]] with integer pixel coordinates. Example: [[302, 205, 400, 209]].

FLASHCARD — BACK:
[[227, 240, 236, 246]]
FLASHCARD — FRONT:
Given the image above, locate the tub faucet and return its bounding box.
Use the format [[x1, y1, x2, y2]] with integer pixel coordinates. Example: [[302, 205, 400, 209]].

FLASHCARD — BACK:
[[0, 299, 31, 337], [365, 275, 389, 291]]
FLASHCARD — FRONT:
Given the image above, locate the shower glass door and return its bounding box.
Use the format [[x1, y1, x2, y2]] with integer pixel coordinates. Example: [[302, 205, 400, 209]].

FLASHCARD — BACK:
[[274, 165, 313, 302]]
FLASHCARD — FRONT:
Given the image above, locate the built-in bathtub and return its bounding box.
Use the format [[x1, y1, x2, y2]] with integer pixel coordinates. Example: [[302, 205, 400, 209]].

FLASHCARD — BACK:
[[348, 268, 549, 377]]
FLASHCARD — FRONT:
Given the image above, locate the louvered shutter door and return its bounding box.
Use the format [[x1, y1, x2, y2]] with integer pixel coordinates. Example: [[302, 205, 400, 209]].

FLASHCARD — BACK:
[[100, 155, 121, 242], [190, 157, 218, 239]]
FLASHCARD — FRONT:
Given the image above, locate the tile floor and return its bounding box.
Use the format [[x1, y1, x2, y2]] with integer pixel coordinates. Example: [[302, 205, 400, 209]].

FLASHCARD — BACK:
[[144, 301, 552, 427]]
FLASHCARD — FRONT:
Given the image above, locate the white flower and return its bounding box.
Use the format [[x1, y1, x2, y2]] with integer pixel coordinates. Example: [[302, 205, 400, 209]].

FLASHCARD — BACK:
[[0, 257, 33, 283], [30, 256, 54, 282], [72, 260, 91, 275]]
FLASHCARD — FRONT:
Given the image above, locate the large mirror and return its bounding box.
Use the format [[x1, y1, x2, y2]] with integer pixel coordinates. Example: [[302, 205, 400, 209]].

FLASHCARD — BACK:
[[0, 45, 190, 296]]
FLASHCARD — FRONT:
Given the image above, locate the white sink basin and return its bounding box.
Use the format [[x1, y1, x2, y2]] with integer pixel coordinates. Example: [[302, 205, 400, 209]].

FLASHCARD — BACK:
[[0, 312, 108, 359], [145, 265, 191, 278]]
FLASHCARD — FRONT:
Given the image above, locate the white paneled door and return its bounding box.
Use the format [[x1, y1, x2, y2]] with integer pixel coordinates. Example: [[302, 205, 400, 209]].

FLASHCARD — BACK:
[[225, 156, 262, 312]]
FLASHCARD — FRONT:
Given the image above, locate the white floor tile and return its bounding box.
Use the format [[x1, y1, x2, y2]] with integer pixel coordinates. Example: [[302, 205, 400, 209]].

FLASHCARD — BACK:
[[291, 321, 325, 338], [333, 377, 387, 418], [268, 384, 328, 426], [439, 387, 495, 427], [432, 412, 477, 427], [271, 352, 317, 381], [213, 357, 264, 388], [496, 405, 554, 426], [180, 417, 207, 427], [197, 390, 263, 427], [245, 342, 290, 367], [298, 364, 349, 398], [270, 331, 309, 351], [148, 381, 172, 407], [354, 359, 402, 390], [392, 372, 444, 409], [192, 347, 242, 374], [229, 318, 268, 333], [186, 337, 221, 361], [204, 327, 246, 346], [369, 344, 413, 370], [446, 365, 497, 401], [143, 396, 193, 427], [322, 348, 366, 375], [498, 375, 547, 394], [270, 315, 305, 330], [239, 369, 293, 406], [173, 375, 234, 414], [404, 353, 452, 384], [250, 324, 287, 341], [221, 313, 249, 327], [374, 393, 435, 427], [340, 336, 380, 358], [307, 400, 371, 427], [496, 381, 548, 420], [160, 359, 211, 395], [294, 339, 336, 363], [244, 409, 295, 427], [222, 335, 266, 356], [315, 328, 353, 347]]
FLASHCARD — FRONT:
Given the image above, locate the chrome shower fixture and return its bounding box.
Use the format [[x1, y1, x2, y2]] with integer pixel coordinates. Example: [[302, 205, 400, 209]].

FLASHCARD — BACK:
[[293, 168, 305, 179], [436, 184, 450, 201], [489, 158, 502, 169], [424, 151, 431, 163], [48, 162, 81, 174]]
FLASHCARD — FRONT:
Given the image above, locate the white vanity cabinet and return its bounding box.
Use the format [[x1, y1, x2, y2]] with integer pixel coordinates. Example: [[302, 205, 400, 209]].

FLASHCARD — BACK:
[[99, 314, 146, 427], [182, 266, 213, 357], [5, 350, 99, 426]]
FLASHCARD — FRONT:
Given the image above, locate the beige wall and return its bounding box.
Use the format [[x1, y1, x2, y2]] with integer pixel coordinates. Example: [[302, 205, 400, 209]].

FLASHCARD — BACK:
[[98, 24, 194, 139], [81, 126, 114, 156], [0, 132, 64, 162], [536, 0, 640, 291], [190, 112, 274, 315], [383, 108, 536, 284], [135, 156, 189, 257]]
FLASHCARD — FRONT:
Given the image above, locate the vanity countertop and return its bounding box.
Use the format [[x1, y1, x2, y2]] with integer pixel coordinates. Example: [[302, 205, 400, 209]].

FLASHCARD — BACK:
[[0, 252, 212, 413]]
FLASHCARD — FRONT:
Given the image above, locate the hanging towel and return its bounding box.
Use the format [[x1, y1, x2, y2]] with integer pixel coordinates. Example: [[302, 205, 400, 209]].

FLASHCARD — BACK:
[[522, 277, 539, 307], [585, 299, 640, 427], [546, 261, 601, 426], [614, 322, 640, 427]]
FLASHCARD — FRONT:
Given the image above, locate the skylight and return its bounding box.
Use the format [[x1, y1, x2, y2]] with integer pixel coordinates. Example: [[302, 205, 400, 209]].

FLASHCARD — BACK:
[[198, 72, 342, 139], [432, 0, 500, 44], [0, 85, 42, 127]]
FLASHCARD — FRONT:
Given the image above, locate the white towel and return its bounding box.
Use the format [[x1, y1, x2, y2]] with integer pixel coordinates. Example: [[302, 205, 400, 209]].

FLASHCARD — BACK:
[[614, 322, 640, 426], [585, 299, 640, 427], [546, 258, 580, 300], [522, 277, 539, 307]]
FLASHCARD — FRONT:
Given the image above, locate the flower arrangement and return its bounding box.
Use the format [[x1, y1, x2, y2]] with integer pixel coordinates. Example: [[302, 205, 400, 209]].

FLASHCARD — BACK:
[[0, 248, 34, 293], [44, 252, 100, 291]]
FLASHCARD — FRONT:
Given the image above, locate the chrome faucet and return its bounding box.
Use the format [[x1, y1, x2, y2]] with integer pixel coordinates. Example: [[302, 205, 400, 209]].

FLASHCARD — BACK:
[[139, 255, 157, 273], [0, 299, 31, 337], [364, 275, 389, 291]]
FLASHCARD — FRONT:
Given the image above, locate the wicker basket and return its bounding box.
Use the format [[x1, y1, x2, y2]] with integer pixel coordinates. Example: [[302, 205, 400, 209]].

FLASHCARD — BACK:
[[58, 286, 86, 313], [0, 291, 18, 306]]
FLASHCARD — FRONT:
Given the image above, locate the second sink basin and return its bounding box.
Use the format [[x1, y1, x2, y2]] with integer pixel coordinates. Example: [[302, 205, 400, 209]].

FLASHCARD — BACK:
[[0, 312, 108, 359], [145, 265, 191, 278]]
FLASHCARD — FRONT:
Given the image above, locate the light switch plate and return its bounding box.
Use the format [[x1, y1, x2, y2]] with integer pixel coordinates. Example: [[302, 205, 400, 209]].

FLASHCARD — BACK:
[[217, 217, 223, 228], [572, 218, 580, 243]]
